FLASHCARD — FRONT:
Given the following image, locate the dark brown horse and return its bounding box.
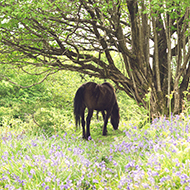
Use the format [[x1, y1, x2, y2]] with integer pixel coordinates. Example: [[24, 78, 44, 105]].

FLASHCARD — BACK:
[[74, 82, 120, 139]]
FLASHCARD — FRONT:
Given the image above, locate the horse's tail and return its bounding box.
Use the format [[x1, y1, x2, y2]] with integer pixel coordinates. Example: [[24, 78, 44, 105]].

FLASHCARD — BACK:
[[74, 85, 85, 128]]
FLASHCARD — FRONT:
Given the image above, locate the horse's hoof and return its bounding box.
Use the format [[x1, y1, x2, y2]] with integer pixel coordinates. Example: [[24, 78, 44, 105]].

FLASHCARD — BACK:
[[82, 135, 92, 140], [102, 132, 107, 136]]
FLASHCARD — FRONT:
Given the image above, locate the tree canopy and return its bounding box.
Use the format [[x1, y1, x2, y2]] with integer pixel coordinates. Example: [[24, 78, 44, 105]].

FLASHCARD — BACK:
[[0, 0, 190, 116]]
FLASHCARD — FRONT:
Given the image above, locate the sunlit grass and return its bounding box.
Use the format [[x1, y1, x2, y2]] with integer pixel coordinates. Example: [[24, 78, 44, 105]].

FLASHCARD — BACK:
[[1, 115, 190, 189]]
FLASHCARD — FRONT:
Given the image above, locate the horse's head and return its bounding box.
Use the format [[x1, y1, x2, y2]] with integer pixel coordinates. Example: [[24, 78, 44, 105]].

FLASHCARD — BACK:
[[111, 103, 120, 130]]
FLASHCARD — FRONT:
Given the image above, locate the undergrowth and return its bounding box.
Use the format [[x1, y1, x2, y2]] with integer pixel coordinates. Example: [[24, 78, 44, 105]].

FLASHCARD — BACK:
[[0, 68, 146, 133]]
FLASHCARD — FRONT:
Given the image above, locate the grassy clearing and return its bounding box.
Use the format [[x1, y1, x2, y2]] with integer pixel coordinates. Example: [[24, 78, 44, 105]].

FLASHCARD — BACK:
[[1, 69, 190, 189], [1, 115, 190, 190]]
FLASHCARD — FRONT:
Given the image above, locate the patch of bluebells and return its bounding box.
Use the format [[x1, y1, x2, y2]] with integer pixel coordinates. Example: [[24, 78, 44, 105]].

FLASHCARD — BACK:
[[1, 115, 190, 189]]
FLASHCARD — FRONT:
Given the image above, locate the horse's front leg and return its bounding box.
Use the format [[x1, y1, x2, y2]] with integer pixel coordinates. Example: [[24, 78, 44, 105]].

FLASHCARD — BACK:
[[86, 109, 93, 139], [102, 111, 111, 136]]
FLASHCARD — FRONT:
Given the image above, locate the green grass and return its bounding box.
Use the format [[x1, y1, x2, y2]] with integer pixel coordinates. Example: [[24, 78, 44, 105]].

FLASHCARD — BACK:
[[1, 68, 190, 189], [1, 115, 190, 189]]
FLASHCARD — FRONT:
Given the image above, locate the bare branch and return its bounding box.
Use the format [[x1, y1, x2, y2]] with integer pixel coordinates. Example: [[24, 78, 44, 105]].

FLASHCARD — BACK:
[[0, 70, 59, 88]]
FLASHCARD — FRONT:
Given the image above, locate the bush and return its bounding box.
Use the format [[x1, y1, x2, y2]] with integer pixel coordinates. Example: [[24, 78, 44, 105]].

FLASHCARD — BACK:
[[0, 67, 147, 130]]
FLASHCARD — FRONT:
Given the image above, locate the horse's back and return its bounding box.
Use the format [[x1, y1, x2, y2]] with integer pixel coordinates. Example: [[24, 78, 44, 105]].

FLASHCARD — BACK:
[[83, 82, 116, 111]]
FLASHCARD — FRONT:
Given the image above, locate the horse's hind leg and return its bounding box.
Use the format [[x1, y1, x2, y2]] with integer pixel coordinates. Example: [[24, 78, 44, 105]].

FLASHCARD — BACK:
[[97, 111, 105, 121], [102, 110, 111, 136], [81, 108, 86, 139], [101, 111, 107, 133], [96, 111, 99, 120], [86, 109, 93, 139], [101, 111, 106, 120]]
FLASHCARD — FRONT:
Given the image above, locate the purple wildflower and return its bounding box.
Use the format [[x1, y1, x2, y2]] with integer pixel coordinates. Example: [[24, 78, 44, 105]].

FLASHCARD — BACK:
[[30, 169, 35, 175], [45, 176, 51, 182], [93, 179, 99, 183], [142, 183, 149, 188]]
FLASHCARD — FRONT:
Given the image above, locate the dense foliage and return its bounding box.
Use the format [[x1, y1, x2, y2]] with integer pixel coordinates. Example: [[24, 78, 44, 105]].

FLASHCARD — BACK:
[[0, 0, 189, 115], [0, 68, 146, 133]]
